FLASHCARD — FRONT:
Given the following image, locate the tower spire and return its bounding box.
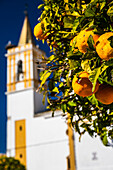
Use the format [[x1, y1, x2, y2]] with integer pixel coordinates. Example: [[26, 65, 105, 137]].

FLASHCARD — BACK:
[[18, 11, 35, 46]]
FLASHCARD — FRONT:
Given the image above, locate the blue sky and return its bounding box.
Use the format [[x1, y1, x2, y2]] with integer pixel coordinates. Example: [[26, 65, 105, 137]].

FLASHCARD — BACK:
[[0, 0, 50, 153]]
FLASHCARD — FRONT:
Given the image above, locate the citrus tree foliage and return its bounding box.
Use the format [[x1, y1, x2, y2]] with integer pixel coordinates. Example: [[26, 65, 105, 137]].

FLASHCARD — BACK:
[[0, 156, 26, 170], [37, 0, 113, 145]]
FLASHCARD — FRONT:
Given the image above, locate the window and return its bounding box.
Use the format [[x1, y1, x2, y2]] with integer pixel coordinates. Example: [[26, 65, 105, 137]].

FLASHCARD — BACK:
[[19, 126, 22, 131], [20, 154, 23, 158], [17, 60, 23, 81]]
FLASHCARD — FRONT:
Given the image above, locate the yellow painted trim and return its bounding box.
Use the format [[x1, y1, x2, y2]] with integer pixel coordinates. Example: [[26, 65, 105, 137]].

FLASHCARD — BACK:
[[8, 56, 11, 92], [24, 52, 27, 88], [13, 54, 16, 91], [67, 113, 76, 170], [15, 119, 26, 166], [7, 59, 34, 68], [7, 46, 35, 92], [7, 78, 36, 86], [28, 51, 31, 87]]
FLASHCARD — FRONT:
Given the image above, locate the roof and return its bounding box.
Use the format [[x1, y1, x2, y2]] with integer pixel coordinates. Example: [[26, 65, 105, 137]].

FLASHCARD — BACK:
[[18, 13, 35, 46]]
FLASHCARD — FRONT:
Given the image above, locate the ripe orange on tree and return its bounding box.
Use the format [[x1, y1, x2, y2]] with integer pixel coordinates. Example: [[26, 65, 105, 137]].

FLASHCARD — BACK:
[[95, 84, 113, 105], [95, 32, 113, 60], [76, 28, 100, 53], [72, 71, 99, 97], [34, 22, 47, 40]]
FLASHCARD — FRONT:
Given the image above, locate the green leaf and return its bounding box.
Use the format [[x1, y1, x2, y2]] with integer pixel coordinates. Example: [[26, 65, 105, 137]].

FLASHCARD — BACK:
[[48, 55, 55, 63], [67, 51, 82, 60], [52, 87, 59, 93], [69, 59, 79, 69], [89, 64, 108, 92], [87, 94, 98, 106], [102, 135, 108, 146], [38, 4, 44, 9], [85, 8, 95, 17], [81, 59, 91, 73], [101, 65, 108, 73], [61, 103, 67, 113], [40, 70, 51, 86], [107, 6, 113, 16], [98, 77, 113, 86], [75, 121, 81, 134], [100, 1, 106, 11], [68, 101, 76, 106], [89, 68, 101, 92], [59, 82, 64, 88], [63, 16, 75, 28], [81, 123, 94, 137], [73, 18, 80, 31], [87, 34, 95, 51]]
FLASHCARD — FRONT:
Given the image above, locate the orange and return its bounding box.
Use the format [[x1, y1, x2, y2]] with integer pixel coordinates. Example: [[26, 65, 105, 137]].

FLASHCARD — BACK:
[[72, 72, 99, 97], [95, 32, 113, 60], [34, 22, 47, 40], [95, 84, 113, 105], [76, 29, 100, 53]]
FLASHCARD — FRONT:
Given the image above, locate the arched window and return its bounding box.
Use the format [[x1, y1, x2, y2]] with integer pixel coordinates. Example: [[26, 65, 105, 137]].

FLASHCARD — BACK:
[[17, 60, 23, 81]]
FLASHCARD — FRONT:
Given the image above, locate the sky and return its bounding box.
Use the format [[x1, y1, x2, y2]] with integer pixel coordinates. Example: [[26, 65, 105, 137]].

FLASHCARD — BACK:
[[0, 0, 50, 153]]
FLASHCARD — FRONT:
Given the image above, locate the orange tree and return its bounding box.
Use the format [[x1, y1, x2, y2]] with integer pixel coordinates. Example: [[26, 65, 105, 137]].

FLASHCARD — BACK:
[[34, 0, 113, 145], [0, 156, 26, 170]]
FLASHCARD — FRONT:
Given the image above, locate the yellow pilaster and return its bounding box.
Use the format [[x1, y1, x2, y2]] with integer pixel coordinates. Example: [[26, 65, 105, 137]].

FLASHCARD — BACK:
[[28, 50, 31, 87], [24, 51, 27, 88], [8, 56, 11, 92], [13, 54, 16, 91], [15, 119, 26, 166], [67, 113, 76, 170]]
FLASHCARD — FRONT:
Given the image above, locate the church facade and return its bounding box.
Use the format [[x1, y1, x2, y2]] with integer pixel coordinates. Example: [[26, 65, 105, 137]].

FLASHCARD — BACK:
[[5, 14, 71, 170]]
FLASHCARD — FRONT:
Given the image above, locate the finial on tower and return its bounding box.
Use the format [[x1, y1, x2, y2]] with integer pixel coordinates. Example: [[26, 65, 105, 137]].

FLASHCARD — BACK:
[[24, 3, 28, 16]]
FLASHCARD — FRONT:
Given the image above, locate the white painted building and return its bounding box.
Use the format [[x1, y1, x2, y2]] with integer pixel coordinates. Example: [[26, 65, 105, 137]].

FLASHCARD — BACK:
[[6, 12, 113, 170], [5, 13, 70, 170], [74, 132, 113, 170]]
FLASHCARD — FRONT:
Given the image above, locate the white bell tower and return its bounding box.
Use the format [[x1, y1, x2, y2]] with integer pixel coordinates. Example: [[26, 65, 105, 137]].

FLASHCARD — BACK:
[[6, 13, 48, 166]]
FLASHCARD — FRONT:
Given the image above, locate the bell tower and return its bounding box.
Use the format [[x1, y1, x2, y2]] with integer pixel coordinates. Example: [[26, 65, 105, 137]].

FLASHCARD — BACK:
[[6, 13, 47, 112], [6, 13, 46, 93], [6, 13, 47, 166]]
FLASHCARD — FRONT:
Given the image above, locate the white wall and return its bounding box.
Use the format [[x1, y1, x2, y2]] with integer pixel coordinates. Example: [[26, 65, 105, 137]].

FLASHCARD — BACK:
[[7, 88, 34, 157], [74, 132, 113, 170], [26, 111, 69, 170], [7, 91, 69, 170], [7, 88, 34, 119]]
